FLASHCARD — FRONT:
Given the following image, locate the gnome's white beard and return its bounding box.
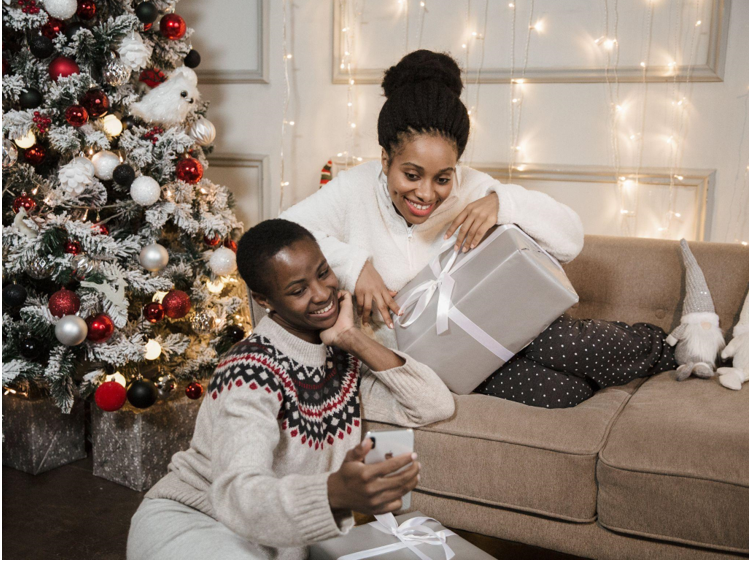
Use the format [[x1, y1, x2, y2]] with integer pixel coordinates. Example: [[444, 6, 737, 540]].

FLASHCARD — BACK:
[[680, 312, 726, 365]]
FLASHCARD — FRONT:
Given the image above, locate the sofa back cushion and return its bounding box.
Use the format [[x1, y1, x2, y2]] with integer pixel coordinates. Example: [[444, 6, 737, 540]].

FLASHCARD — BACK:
[[563, 236, 749, 333]]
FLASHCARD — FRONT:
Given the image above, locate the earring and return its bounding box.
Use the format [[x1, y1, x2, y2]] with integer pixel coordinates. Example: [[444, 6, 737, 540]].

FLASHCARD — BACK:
[[265, 308, 271, 314]]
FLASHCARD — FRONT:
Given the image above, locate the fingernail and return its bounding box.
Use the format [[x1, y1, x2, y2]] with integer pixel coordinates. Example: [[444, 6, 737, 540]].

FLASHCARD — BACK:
[[411, 453, 418, 460], [470, 244, 475, 249], [417, 474, 421, 482], [463, 247, 468, 253], [389, 323, 393, 329]]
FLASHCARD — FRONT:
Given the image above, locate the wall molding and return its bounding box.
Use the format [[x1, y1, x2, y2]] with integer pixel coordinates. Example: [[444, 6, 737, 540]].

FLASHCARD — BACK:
[[197, 0, 269, 84], [332, 0, 730, 84], [207, 153, 271, 222]]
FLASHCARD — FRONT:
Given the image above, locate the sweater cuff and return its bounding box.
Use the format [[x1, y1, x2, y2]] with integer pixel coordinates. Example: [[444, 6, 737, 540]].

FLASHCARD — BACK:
[[486, 183, 518, 226], [285, 471, 352, 544], [343, 247, 370, 293], [371, 350, 429, 394]]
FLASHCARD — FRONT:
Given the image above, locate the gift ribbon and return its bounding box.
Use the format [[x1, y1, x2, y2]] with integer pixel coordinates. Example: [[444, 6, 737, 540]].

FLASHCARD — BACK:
[[394, 224, 564, 362], [338, 513, 457, 560]]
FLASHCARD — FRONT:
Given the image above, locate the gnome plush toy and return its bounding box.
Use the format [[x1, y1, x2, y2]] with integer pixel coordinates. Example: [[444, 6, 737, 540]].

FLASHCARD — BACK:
[[129, 66, 200, 127], [666, 239, 726, 381], [717, 294, 749, 390]]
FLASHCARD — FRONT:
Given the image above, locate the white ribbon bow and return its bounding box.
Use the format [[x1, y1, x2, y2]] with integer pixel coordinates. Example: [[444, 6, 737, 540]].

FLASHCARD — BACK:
[[394, 224, 564, 363], [338, 513, 457, 560]]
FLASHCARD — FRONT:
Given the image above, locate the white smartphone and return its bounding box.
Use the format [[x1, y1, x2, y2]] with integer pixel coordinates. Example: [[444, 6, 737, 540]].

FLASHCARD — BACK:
[[363, 428, 415, 510]]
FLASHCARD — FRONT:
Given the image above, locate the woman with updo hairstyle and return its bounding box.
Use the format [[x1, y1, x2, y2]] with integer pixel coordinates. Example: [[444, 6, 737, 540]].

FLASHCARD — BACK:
[[282, 50, 676, 409]]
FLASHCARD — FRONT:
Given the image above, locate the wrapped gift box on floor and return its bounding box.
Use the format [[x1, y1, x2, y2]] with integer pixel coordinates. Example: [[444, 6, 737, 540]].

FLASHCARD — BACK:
[[91, 391, 203, 491], [394, 225, 579, 395], [2, 393, 86, 475], [310, 511, 495, 560]]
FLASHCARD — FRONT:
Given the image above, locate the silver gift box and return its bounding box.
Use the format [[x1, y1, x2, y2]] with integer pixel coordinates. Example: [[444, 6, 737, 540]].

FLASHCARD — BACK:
[[309, 511, 495, 560], [393, 225, 578, 395]]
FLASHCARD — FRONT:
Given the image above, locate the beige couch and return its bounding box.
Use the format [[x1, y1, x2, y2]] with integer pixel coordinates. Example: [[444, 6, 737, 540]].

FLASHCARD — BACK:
[[362, 236, 749, 559]]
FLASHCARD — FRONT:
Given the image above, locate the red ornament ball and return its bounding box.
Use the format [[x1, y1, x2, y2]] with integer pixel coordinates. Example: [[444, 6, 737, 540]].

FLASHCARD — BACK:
[[65, 105, 88, 127], [223, 239, 238, 253], [12, 194, 37, 214], [41, 18, 66, 40], [203, 234, 221, 247], [49, 56, 79, 81], [159, 13, 186, 40], [185, 381, 204, 400], [81, 89, 109, 118], [143, 302, 165, 324], [76, 0, 96, 20], [86, 313, 115, 343], [49, 288, 81, 317], [63, 239, 82, 255], [139, 68, 165, 88], [23, 144, 47, 166], [175, 157, 203, 184], [94, 381, 127, 411], [162, 289, 191, 319]]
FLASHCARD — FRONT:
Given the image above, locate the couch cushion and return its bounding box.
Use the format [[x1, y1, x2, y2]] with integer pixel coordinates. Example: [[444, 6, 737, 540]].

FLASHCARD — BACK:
[[598, 372, 749, 554], [363, 378, 643, 523]]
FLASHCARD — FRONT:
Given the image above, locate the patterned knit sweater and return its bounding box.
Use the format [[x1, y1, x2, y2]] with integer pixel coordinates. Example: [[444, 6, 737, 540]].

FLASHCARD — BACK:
[[145, 317, 455, 559]]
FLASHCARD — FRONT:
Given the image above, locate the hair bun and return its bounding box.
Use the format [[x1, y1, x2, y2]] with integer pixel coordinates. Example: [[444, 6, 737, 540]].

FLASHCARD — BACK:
[[382, 50, 463, 98]]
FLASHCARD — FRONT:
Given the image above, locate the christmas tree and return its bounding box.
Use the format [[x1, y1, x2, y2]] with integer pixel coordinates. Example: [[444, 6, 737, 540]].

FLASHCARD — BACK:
[[2, 0, 249, 413]]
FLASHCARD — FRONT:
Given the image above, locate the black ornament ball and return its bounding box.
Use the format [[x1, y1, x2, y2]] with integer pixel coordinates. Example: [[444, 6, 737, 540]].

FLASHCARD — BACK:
[[19, 88, 43, 109], [2, 283, 27, 309], [184, 49, 201, 69], [19, 337, 42, 360], [121, 115, 137, 130], [225, 325, 245, 343], [127, 378, 158, 409], [113, 163, 135, 186], [29, 35, 54, 59], [135, 1, 158, 24], [64, 23, 85, 41]]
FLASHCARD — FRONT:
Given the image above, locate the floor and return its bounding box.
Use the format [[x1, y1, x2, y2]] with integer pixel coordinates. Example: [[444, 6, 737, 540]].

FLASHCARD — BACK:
[[3, 456, 580, 560]]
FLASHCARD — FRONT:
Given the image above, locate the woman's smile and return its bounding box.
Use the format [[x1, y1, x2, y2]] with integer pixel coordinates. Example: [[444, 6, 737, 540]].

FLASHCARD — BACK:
[[404, 197, 436, 217], [307, 294, 338, 321]]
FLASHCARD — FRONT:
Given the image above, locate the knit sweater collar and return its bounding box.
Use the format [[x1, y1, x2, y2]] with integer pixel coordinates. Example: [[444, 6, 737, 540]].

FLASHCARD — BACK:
[[253, 316, 328, 367]]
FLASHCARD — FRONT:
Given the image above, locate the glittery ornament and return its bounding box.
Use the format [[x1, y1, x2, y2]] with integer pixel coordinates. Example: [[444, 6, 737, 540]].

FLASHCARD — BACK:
[[65, 105, 89, 127], [48, 56, 79, 80], [41, 18, 66, 40], [81, 89, 109, 118], [187, 116, 215, 146], [175, 157, 203, 183], [64, 239, 82, 255], [86, 313, 115, 343], [117, 33, 152, 71], [155, 374, 176, 399], [23, 144, 46, 166], [55, 314, 87, 345], [3, 139, 18, 168], [143, 302, 165, 323], [102, 51, 131, 86], [162, 289, 191, 319], [127, 378, 157, 409], [95, 381, 127, 411], [139, 243, 169, 272], [27, 260, 53, 279], [91, 150, 120, 180], [76, 0, 96, 20], [160, 13, 186, 40], [209, 247, 237, 276], [12, 194, 36, 214], [29, 35, 54, 58], [49, 288, 81, 317], [138, 68, 165, 88], [223, 239, 238, 253], [113, 163, 135, 186], [185, 381, 204, 400], [19, 336, 43, 360], [130, 176, 161, 205], [191, 310, 217, 334], [44, 0, 77, 19], [3, 284, 28, 309], [203, 234, 220, 247]]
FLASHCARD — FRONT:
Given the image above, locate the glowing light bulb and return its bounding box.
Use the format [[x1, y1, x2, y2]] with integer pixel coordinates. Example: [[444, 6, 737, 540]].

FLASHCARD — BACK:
[[508, 2, 515, 6], [531, 21, 543, 32], [461, 43, 467, 49], [666, 136, 674, 144], [640, 61, 646, 67], [615, 104, 623, 112], [340, 63, 345, 69], [695, 20, 702, 26], [619, 176, 626, 181], [349, 79, 355, 85], [516, 164, 526, 171], [337, 152, 344, 157], [674, 212, 682, 218], [742, 241, 748, 246], [144, 339, 162, 360], [675, 175, 684, 180], [281, 181, 290, 186], [513, 78, 525, 84], [342, 27, 349, 32], [152, 291, 168, 303], [285, 54, 293, 60], [512, 98, 519, 103], [471, 31, 478, 37], [420, 1, 425, 6], [347, 102, 353, 106], [604, 38, 617, 50], [105, 372, 127, 387], [350, 123, 356, 128], [101, 114, 123, 136], [344, 51, 350, 56], [14, 130, 36, 149], [206, 279, 225, 294]]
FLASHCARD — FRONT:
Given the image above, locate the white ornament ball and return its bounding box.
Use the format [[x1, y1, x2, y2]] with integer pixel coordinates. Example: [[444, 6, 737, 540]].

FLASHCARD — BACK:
[[130, 176, 161, 206], [43, 0, 77, 19], [188, 117, 216, 146], [139, 243, 169, 272], [55, 315, 88, 346], [91, 150, 120, 180], [209, 247, 237, 276]]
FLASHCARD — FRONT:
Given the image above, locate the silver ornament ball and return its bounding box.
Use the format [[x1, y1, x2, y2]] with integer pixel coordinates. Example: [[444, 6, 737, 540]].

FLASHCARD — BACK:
[[130, 176, 161, 206], [55, 315, 88, 346], [91, 150, 121, 180], [191, 310, 217, 335], [3, 139, 18, 168], [27, 260, 53, 279], [208, 247, 237, 276], [139, 243, 169, 272], [155, 374, 177, 399], [103, 51, 132, 87], [188, 117, 216, 146]]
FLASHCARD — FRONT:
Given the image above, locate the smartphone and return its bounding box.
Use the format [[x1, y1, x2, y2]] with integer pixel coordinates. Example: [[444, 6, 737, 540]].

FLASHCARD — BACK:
[[363, 428, 415, 510]]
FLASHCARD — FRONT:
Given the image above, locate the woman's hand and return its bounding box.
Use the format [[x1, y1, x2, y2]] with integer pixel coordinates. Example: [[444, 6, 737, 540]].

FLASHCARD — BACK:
[[320, 291, 356, 347], [354, 261, 401, 329], [444, 192, 499, 252], [328, 439, 420, 515]]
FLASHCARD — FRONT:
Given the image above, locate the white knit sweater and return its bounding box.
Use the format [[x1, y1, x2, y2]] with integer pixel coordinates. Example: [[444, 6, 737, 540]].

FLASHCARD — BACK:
[[281, 160, 584, 348]]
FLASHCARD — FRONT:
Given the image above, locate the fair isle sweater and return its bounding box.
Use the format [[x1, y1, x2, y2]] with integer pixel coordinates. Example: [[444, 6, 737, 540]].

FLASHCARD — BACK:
[[145, 317, 455, 559], [280, 160, 584, 349]]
